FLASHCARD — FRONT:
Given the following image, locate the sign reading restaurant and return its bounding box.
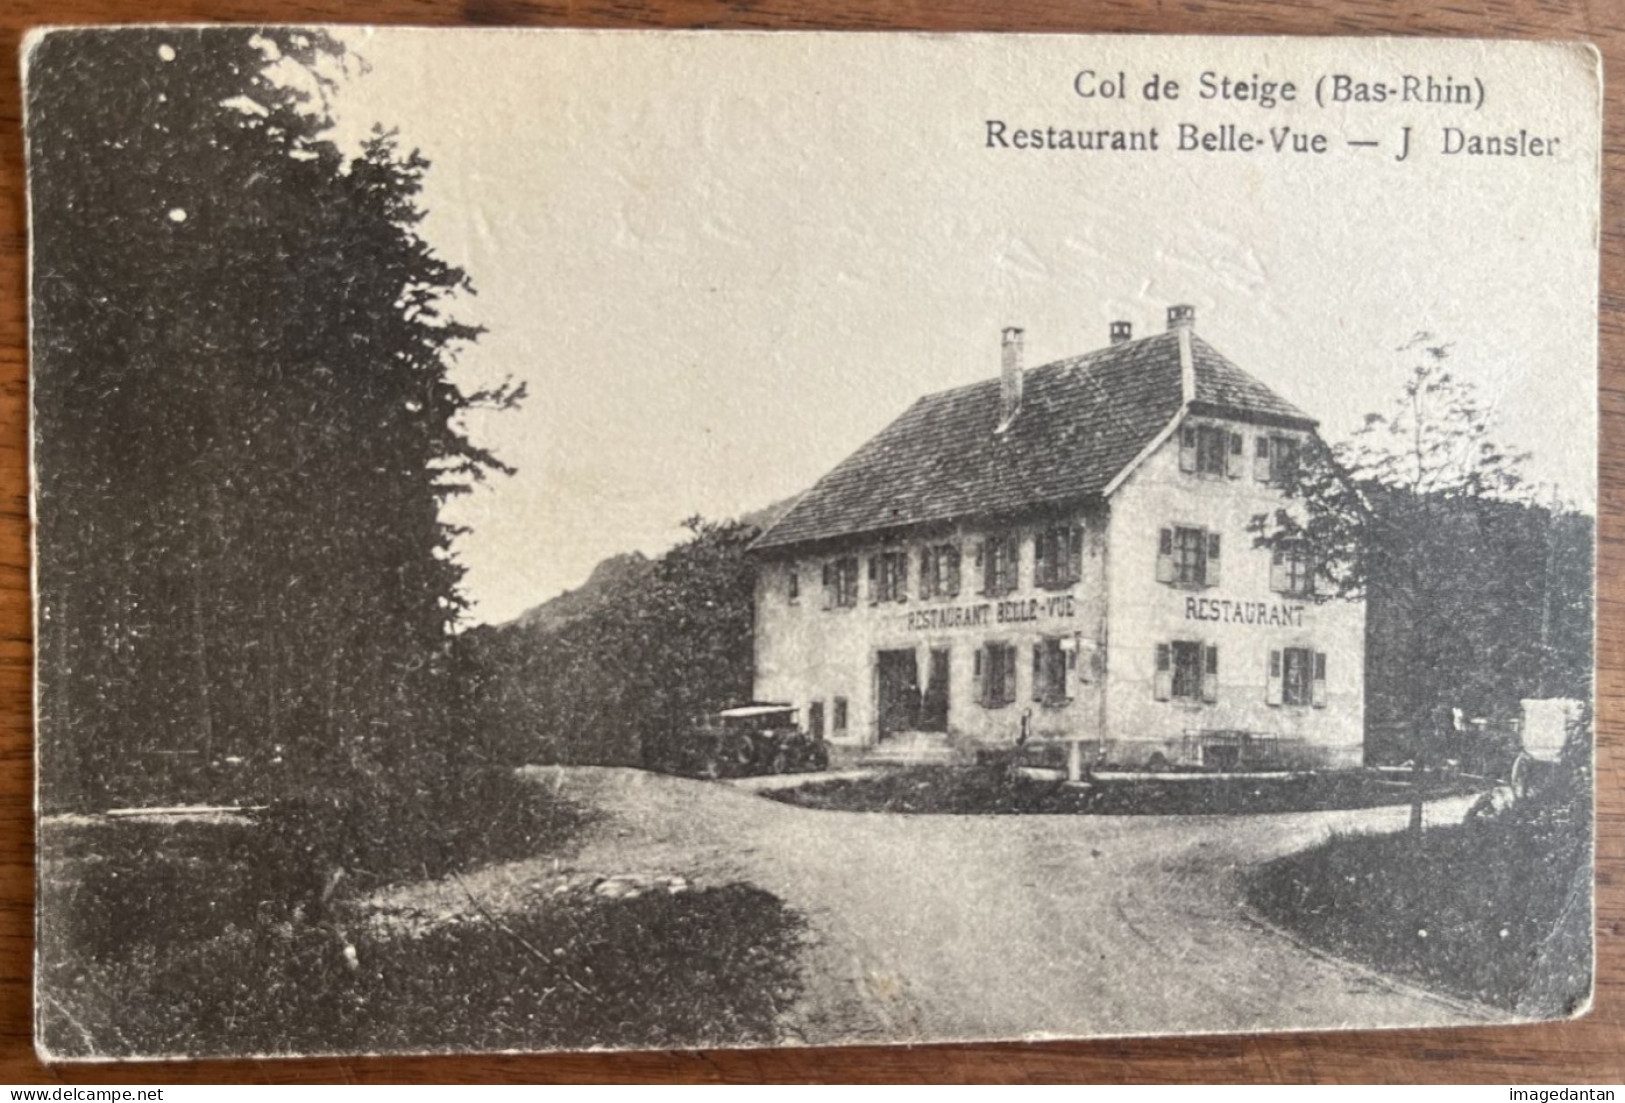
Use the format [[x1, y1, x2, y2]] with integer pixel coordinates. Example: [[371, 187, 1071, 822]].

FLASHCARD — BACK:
[[1184, 596, 1306, 628]]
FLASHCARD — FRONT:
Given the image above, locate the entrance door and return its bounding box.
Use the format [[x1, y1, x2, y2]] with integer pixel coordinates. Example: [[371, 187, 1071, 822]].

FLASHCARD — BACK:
[[875, 649, 921, 740], [919, 648, 950, 732]]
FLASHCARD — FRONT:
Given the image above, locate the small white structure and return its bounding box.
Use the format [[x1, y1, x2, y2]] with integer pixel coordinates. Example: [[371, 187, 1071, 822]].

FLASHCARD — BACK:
[[1520, 697, 1584, 763]]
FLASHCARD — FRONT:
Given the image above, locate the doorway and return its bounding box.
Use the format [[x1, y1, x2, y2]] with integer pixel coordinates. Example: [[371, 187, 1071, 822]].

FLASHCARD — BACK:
[[875, 649, 921, 740], [919, 648, 950, 732]]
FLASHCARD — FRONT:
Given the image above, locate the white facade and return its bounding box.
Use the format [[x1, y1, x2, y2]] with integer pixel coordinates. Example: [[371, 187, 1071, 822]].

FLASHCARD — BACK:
[[753, 410, 1365, 769]]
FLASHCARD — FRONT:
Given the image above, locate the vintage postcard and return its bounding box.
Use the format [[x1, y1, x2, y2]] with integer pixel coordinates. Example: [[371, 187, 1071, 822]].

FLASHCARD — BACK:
[[25, 29, 1599, 1059]]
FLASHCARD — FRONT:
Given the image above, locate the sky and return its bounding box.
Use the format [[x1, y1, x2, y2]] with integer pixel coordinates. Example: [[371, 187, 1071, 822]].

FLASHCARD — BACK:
[[323, 30, 1600, 625]]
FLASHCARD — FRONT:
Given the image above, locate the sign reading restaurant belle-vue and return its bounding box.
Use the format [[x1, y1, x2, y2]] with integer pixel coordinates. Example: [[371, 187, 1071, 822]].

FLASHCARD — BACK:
[[904, 595, 1077, 631]]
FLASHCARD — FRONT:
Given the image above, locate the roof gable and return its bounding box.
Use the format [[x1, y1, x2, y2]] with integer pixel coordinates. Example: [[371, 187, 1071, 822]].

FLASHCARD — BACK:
[[752, 328, 1314, 552]]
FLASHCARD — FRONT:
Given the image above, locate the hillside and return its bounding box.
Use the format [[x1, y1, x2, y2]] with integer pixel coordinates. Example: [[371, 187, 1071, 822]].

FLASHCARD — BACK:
[[502, 495, 799, 634]]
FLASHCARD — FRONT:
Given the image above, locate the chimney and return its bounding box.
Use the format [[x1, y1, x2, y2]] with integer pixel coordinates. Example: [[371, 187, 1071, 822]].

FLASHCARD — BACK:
[[1000, 327, 1024, 424], [1109, 320, 1132, 345], [1166, 304, 1196, 331]]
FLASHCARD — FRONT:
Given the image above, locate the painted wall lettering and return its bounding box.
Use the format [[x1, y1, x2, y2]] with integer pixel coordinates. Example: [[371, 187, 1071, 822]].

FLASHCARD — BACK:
[[1183, 596, 1305, 628]]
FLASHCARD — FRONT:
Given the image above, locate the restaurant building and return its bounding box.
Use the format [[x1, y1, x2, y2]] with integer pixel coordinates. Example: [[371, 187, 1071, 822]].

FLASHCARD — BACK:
[[748, 305, 1365, 771]]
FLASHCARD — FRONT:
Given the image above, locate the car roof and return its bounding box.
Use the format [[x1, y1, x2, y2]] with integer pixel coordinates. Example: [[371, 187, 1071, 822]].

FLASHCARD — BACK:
[[716, 704, 797, 719]]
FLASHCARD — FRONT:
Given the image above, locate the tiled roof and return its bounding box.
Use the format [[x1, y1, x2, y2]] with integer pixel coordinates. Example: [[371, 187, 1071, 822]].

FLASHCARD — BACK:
[[752, 329, 1315, 552], [1190, 336, 1314, 423]]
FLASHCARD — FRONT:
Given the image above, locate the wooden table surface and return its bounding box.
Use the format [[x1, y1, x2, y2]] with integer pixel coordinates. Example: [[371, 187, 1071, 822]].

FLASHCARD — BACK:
[[1, 0, 1620, 1085]]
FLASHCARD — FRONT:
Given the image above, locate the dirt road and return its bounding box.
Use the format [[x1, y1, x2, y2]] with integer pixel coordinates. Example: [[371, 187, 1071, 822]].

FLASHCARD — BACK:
[[372, 767, 1504, 1046]]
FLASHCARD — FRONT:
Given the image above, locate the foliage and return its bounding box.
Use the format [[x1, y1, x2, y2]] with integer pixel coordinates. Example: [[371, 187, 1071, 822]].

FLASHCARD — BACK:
[[27, 28, 521, 810], [1250, 336, 1593, 746], [40, 843, 803, 1057], [765, 765, 1483, 816], [467, 517, 761, 767], [1243, 716, 1593, 1014]]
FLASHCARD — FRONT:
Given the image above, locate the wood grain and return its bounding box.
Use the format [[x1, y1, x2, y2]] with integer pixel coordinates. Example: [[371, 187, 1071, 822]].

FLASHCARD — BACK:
[[1, 0, 1620, 1084]]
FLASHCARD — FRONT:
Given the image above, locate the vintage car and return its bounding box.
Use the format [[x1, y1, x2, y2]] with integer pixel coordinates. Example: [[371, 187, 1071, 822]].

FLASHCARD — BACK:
[[672, 704, 830, 779]]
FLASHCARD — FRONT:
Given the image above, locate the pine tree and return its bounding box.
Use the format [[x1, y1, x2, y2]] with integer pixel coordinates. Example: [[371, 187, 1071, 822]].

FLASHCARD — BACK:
[[28, 27, 518, 809]]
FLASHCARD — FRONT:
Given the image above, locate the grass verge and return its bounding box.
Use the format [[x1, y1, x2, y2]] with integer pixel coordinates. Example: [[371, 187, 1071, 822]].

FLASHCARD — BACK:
[[1242, 792, 1591, 1014], [39, 770, 806, 1057], [763, 765, 1482, 816], [40, 882, 804, 1058]]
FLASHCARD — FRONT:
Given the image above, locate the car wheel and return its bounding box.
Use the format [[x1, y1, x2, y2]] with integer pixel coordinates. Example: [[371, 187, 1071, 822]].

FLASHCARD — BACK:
[[721, 734, 755, 776]]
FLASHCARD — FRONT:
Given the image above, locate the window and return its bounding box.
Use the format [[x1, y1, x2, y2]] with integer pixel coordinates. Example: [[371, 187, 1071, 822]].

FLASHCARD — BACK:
[[1271, 543, 1315, 597], [869, 550, 909, 603], [1268, 647, 1327, 708], [1154, 641, 1219, 703], [1032, 637, 1077, 706], [977, 642, 1018, 707], [919, 543, 962, 599], [979, 532, 1019, 596], [1158, 526, 1221, 587], [1171, 641, 1202, 700], [822, 557, 860, 608], [833, 697, 848, 733], [1181, 424, 1244, 478], [787, 568, 800, 604], [1035, 525, 1084, 589], [1255, 434, 1302, 487], [808, 701, 825, 739]]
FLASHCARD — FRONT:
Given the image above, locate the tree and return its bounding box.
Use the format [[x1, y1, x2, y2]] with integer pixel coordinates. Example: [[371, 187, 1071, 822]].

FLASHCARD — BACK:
[[28, 28, 519, 809], [469, 517, 760, 769], [1251, 336, 1588, 832]]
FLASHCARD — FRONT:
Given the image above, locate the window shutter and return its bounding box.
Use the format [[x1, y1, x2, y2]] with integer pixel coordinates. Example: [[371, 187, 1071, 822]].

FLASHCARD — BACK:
[[1205, 532, 1222, 587], [1266, 650, 1283, 706], [1156, 528, 1175, 584], [1003, 646, 1018, 705], [1068, 526, 1084, 584], [1254, 435, 1273, 482], [973, 542, 986, 594], [1227, 432, 1244, 478], [1032, 644, 1044, 702], [1202, 645, 1219, 703], [1269, 547, 1288, 593], [1312, 652, 1328, 708], [973, 647, 985, 705], [1179, 426, 1197, 473], [919, 547, 934, 599], [1005, 534, 1020, 593], [1153, 643, 1172, 701], [822, 562, 834, 609], [896, 554, 909, 603], [946, 546, 961, 597]]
